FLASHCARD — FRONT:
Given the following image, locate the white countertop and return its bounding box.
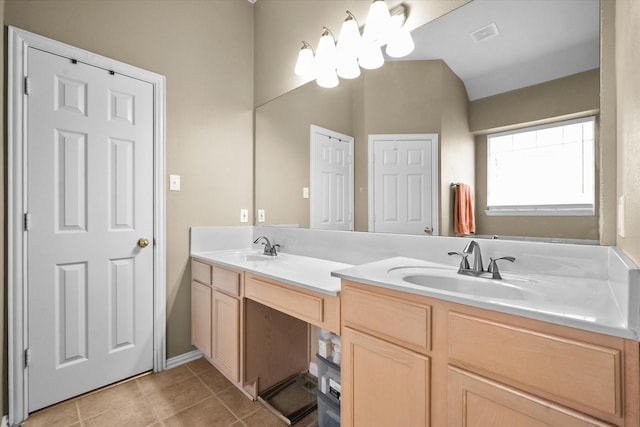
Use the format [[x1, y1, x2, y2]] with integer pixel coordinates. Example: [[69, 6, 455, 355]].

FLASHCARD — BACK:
[[192, 249, 351, 296], [332, 257, 636, 340], [190, 227, 640, 341]]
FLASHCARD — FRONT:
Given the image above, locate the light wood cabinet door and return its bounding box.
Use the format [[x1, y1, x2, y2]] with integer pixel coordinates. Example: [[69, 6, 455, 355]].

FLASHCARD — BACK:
[[448, 367, 614, 427], [191, 280, 211, 358], [212, 290, 240, 382], [342, 327, 430, 427], [449, 312, 622, 418]]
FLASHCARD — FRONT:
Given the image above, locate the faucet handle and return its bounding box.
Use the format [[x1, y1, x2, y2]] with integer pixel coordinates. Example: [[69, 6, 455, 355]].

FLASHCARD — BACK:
[[270, 244, 280, 256], [488, 256, 516, 280], [448, 251, 470, 272]]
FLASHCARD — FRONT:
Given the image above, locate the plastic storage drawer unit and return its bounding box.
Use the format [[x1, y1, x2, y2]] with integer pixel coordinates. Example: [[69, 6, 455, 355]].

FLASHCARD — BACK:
[[317, 354, 341, 405], [318, 391, 341, 427], [317, 353, 340, 426]]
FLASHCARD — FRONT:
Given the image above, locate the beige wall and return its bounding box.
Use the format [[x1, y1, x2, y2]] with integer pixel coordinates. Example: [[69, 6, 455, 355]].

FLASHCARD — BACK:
[[470, 71, 600, 240], [616, 0, 640, 264], [362, 60, 473, 235], [599, 0, 617, 245], [255, 60, 474, 235], [360, 61, 450, 233], [3, 0, 255, 373], [255, 81, 354, 228], [439, 63, 475, 236], [253, 0, 469, 107], [469, 69, 600, 133]]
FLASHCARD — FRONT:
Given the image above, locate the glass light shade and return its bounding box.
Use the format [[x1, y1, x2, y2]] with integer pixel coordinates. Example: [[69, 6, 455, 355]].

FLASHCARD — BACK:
[[315, 28, 337, 75], [337, 55, 360, 79], [336, 14, 362, 79], [316, 68, 339, 88], [315, 28, 339, 88], [358, 42, 384, 70], [362, 0, 392, 46], [294, 43, 315, 78], [337, 14, 361, 58], [386, 26, 415, 58]]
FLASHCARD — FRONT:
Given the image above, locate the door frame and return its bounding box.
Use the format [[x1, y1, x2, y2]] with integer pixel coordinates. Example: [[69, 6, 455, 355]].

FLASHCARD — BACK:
[[309, 124, 354, 230], [7, 27, 166, 425], [367, 133, 439, 234]]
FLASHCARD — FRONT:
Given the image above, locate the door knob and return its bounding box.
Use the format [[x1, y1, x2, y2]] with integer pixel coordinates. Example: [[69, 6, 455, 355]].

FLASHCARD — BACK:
[[424, 227, 432, 234], [138, 237, 150, 248]]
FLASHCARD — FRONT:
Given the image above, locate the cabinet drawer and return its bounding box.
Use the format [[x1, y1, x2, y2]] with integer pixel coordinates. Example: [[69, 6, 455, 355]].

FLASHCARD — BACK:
[[448, 312, 622, 417], [192, 260, 212, 286], [342, 285, 431, 353], [212, 266, 241, 296], [245, 275, 323, 323]]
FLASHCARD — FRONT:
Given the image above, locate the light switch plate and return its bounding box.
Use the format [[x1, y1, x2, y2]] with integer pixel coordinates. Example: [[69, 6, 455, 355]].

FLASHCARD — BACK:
[[169, 174, 181, 191], [240, 209, 249, 223], [257, 209, 265, 222], [303, 187, 309, 199]]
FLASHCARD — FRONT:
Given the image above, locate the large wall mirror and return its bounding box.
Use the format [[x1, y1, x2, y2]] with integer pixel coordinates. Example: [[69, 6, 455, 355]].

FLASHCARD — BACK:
[[255, 0, 601, 242]]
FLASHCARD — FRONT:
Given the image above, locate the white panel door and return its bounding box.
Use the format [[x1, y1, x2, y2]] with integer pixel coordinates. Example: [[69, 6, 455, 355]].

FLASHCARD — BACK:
[[370, 135, 439, 235], [27, 47, 154, 411], [310, 125, 354, 230]]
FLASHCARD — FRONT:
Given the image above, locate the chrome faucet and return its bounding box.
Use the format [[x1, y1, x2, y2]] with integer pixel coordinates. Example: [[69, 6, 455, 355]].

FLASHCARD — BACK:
[[463, 240, 484, 274], [253, 236, 279, 256], [448, 240, 516, 279]]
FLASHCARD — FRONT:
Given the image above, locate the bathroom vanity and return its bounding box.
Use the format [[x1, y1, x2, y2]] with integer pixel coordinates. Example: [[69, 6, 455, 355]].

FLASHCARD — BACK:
[[189, 226, 640, 427], [340, 279, 637, 426], [190, 249, 346, 400]]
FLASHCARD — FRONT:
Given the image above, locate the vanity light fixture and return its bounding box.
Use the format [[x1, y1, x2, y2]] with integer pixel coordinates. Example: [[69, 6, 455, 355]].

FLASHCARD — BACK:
[[315, 27, 339, 88], [358, 41, 385, 70], [336, 11, 362, 79], [362, 0, 393, 46], [386, 8, 415, 57], [294, 41, 315, 79], [295, 1, 414, 87]]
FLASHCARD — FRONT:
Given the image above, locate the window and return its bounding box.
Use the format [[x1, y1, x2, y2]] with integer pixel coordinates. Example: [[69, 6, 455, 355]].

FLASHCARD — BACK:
[[486, 116, 595, 216]]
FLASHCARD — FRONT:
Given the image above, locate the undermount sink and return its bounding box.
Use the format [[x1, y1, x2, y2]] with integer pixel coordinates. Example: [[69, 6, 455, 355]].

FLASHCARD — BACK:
[[388, 264, 539, 300], [402, 273, 531, 300], [243, 254, 277, 261], [218, 250, 280, 263]]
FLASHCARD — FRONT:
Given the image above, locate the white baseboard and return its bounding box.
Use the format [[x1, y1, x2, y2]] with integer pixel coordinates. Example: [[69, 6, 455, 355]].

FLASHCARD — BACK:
[[2, 415, 8, 427], [165, 349, 203, 370]]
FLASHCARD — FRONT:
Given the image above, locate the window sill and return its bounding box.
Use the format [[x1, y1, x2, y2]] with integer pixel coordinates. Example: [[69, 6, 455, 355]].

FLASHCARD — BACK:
[[485, 205, 595, 217]]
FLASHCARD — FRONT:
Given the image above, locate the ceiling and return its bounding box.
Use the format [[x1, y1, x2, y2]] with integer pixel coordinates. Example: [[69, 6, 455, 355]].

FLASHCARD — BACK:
[[398, 0, 600, 100]]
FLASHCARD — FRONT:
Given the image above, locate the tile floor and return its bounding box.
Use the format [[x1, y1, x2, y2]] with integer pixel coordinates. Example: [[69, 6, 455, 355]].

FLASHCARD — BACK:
[[23, 358, 319, 427]]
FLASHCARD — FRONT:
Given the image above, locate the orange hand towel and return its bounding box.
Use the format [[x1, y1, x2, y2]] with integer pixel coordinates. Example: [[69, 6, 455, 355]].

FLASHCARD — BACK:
[[454, 183, 475, 236]]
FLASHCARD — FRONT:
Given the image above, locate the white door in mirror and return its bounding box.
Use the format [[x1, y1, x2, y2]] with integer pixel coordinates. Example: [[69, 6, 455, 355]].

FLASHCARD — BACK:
[[310, 125, 354, 231], [370, 134, 439, 235]]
